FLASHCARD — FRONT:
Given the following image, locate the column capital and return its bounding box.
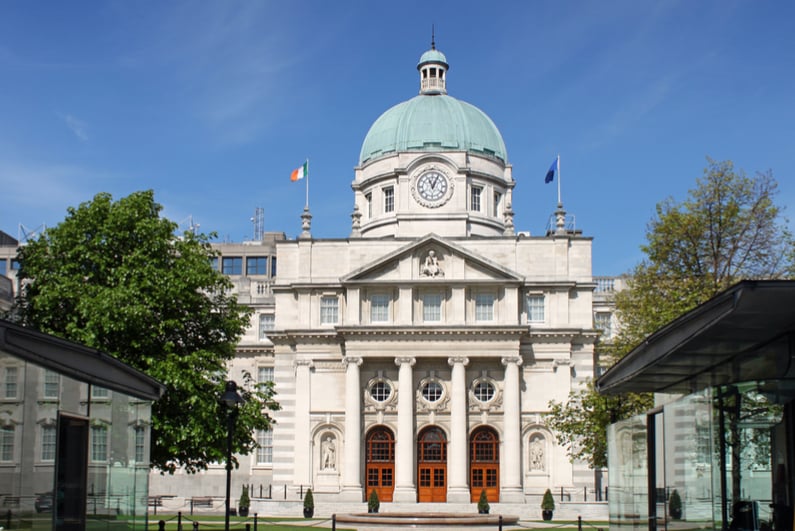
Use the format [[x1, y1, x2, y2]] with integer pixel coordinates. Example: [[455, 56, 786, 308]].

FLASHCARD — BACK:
[[395, 356, 416, 367], [294, 359, 314, 368], [448, 356, 470, 367], [501, 355, 523, 367], [343, 356, 363, 368]]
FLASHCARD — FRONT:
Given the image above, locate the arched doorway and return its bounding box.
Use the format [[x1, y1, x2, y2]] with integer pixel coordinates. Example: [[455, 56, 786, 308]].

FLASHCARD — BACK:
[[365, 426, 395, 502], [417, 426, 447, 502], [470, 426, 499, 502]]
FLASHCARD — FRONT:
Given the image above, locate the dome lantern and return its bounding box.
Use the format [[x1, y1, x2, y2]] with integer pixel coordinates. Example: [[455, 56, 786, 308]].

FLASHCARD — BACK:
[[417, 38, 448, 95]]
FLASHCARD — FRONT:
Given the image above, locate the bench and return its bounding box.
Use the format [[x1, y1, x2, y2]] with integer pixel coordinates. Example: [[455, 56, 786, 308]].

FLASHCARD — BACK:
[[190, 497, 213, 508], [148, 496, 163, 507], [2, 496, 19, 508]]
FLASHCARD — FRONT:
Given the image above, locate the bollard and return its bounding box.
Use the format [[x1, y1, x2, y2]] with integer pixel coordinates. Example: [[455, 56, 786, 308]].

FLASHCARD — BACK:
[[332, 514, 336, 531], [283, 485, 287, 500], [178, 511, 183, 531], [158, 520, 166, 531], [499, 515, 503, 530], [253, 513, 257, 531], [584, 486, 587, 502], [578, 516, 583, 531], [245, 524, 250, 531], [193, 521, 199, 531], [7, 510, 12, 530]]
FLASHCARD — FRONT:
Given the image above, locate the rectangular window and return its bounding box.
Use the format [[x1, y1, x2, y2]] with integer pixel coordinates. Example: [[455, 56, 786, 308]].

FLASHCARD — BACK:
[[422, 293, 442, 322], [365, 193, 372, 218], [471, 186, 482, 212], [43, 370, 59, 399], [258, 367, 274, 384], [221, 256, 243, 275], [384, 187, 395, 213], [320, 296, 339, 324], [0, 426, 13, 461], [370, 294, 390, 322], [475, 293, 494, 321], [10, 259, 21, 271], [493, 191, 502, 217], [41, 425, 56, 461], [4, 367, 17, 399], [270, 257, 277, 277], [134, 427, 146, 462], [91, 385, 109, 399], [246, 257, 268, 275], [259, 314, 275, 340], [0, 260, 6, 276], [91, 425, 108, 462], [594, 311, 612, 335], [527, 294, 545, 322], [209, 257, 219, 271], [256, 429, 273, 465]]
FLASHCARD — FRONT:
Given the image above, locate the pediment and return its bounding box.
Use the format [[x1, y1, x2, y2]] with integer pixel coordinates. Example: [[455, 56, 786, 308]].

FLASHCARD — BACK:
[[341, 234, 523, 284]]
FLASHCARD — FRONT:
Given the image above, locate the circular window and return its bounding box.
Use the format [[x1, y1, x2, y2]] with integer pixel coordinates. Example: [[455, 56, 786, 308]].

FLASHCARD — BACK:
[[370, 381, 392, 402], [422, 381, 444, 402], [473, 381, 495, 403]]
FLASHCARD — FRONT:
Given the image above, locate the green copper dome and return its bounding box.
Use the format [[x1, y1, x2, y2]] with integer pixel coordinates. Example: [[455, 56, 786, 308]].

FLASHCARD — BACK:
[[417, 49, 448, 68], [359, 95, 507, 164]]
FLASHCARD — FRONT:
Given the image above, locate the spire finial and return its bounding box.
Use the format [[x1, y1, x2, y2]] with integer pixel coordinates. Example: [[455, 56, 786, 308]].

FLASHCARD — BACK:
[[431, 24, 436, 50]]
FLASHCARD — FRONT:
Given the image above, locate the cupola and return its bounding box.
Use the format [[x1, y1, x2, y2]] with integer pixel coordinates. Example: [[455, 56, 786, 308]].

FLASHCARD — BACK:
[[417, 38, 448, 95]]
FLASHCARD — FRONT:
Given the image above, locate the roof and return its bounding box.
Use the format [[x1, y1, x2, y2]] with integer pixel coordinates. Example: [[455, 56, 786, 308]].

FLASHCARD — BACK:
[[417, 48, 448, 68], [359, 94, 507, 164], [596, 280, 795, 395], [0, 319, 165, 400]]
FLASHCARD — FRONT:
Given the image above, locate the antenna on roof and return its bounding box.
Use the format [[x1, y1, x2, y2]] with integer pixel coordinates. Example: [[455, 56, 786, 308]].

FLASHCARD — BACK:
[[431, 24, 436, 50]]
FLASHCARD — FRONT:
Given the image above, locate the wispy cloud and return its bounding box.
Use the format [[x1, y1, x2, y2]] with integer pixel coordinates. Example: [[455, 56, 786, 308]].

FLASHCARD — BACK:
[[59, 113, 89, 141]]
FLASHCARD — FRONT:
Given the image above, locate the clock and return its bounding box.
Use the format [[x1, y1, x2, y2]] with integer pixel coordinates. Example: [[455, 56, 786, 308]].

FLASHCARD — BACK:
[[417, 171, 448, 201]]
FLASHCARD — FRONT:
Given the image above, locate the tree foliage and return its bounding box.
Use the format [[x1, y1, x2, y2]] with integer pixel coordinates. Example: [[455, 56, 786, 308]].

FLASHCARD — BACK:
[[13, 190, 279, 473], [547, 158, 793, 468]]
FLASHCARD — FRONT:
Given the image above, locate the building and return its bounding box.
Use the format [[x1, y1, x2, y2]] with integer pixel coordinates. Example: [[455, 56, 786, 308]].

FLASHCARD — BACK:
[[0, 318, 164, 530], [598, 280, 795, 531], [2, 44, 616, 510]]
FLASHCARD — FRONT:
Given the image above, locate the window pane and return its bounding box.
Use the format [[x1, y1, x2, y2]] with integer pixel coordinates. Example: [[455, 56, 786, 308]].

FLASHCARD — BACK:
[[493, 191, 502, 216], [384, 187, 394, 213], [527, 295, 545, 322], [471, 186, 482, 211], [320, 296, 338, 324], [595, 312, 612, 335], [370, 381, 391, 402], [91, 425, 108, 461], [0, 260, 6, 276], [423, 293, 442, 322], [474, 381, 495, 402], [270, 257, 277, 277], [259, 314, 275, 340], [1, 426, 13, 461], [371, 294, 390, 322], [91, 385, 109, 398], [134, 427, 146, 462], [209, 256, 219, 271], [41, 426, 56, 461], [475, 293, 494, 321], [256, 429, 273, 464], [43, 370, 59, 398], [4, 367, 17, 399], [246, 257, 268, 275], [222, 257, 243, 275], [258, 367, 274, 384], [422, 381, 443, 402]]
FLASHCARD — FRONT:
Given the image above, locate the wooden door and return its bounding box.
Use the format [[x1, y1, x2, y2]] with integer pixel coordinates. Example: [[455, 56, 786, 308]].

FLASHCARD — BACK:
[[366, 427, 395, 502], [470, 427, 499, 502], [417, 427, 447, 502]]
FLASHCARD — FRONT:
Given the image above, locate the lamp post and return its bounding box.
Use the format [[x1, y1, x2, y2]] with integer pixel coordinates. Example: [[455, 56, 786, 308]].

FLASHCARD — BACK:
[[221, 380, 244, 531]]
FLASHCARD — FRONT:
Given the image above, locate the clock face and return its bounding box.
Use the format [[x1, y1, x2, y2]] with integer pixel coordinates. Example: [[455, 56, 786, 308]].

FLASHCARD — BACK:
[[417, 171, 449, 202]]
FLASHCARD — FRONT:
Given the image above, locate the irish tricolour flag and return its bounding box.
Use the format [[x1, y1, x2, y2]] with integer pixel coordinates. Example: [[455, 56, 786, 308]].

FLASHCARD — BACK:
[[290, 160, 309, 181]]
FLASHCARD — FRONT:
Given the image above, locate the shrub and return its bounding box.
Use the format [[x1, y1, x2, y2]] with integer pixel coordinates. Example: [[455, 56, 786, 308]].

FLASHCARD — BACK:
[[239, 484, 250, 509], [368, 490, 380, 513], [477, 489, 490, 513], [541, 489, 555, 511], [303, 488, 314, 510], [669, 489, 682, 518]]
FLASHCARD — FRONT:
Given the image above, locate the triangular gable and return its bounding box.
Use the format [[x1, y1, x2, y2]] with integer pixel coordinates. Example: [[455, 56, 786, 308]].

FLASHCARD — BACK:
[[341, 234, 524, 283]]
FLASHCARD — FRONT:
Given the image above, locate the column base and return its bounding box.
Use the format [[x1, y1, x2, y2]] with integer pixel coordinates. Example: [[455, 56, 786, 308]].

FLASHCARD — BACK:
[[392, 486, 417, 503], [499, 487, 525, 503], [446, 487, 471, 503], [338, 486, 364, 502]]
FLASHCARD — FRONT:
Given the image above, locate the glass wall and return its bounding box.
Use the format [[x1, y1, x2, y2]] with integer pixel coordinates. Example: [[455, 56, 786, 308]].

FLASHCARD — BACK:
[[607, 414, 648, 530], [0, 350, 153, 531]]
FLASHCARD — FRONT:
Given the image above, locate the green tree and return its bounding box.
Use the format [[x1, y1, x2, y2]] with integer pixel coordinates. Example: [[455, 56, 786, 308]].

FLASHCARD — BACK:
[[13, 190, 279, 473], [547, 158, 793, 468]]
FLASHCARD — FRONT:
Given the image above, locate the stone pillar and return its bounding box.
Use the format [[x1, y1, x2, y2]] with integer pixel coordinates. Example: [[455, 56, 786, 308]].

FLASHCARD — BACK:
[[341, 356, 363, 501], [447, 356, 470, 502], [501, 355, 524, 502], [294, 359, 313, 486], [393, 356, 417, 502]]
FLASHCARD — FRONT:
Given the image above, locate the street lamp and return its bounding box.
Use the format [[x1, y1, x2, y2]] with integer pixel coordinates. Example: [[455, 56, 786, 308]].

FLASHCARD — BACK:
[[221, 380, 244, 531]]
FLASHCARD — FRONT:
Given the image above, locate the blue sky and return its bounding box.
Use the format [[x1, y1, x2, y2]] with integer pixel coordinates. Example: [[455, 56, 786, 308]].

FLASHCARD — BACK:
[[1, 1, 793, 276]]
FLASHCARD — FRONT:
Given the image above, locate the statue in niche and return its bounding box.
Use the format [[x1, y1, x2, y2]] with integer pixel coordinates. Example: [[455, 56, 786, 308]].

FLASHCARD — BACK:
[[530, 437, 545, 471], [421, 250, 444, 278], [321, 435, 336, 470]]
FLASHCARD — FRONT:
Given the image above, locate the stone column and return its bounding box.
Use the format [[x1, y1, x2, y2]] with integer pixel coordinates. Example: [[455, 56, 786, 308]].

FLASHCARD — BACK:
[[341, 356, 363, 501], [447, 356, 470, 502], [393, 356, 417, 502], [294, 359, 313, 486], [501, 355, 524, 502]]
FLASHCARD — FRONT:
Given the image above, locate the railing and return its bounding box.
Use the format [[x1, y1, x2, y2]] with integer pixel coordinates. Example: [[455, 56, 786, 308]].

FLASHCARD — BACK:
[[421, 78, 445, 92], [594, 277, 615, 293]]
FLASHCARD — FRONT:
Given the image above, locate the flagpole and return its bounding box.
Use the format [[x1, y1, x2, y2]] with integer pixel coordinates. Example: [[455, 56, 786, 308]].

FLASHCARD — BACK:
[[305, 158, 310, 208], [556, 154, 561, 205]]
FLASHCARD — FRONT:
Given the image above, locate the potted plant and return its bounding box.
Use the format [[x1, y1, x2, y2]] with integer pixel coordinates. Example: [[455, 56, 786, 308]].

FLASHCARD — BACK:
[[669, 489, 682, 520], [368, 489, 380, 514], [238, 484, 250, 517], [541, 488, 555, 521], [303, 488, 314, 518], [477, 489, 490, 514]]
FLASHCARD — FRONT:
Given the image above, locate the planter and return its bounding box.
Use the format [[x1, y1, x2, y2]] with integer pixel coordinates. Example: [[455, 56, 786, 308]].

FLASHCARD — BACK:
[[368, 507, 379, 514], [303, 507, 314, 518], [542, 509, 554, 521], [478, 508, 489, 515], [238, 507, 249, 517], [670, 508, 682, 520]]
